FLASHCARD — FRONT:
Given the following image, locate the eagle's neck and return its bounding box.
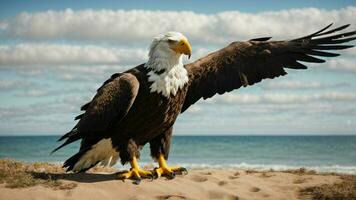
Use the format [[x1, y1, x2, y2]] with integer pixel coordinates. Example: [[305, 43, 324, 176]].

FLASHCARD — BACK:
[[145, 52, 189, 98]]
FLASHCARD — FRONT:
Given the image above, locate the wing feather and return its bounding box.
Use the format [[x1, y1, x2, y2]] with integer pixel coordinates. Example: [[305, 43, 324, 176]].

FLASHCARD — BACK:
[[182, 24, 356, 112], [53, 73, 139, 153]]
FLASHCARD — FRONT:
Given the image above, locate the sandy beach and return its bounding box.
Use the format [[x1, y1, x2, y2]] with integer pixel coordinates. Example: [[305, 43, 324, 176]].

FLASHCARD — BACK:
[[1, 160, 354, 200]]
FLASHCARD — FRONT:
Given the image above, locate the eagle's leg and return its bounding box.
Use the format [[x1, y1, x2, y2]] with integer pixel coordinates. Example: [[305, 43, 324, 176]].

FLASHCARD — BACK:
[[117, 156, 153, 184], [154, 154, 188, 179], [150, 127, 187, 179]]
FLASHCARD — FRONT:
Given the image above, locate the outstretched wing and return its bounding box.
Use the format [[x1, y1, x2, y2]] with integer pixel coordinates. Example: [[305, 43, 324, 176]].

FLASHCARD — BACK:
[[53, 73, 140, 152], [181, 24, 356, 112]]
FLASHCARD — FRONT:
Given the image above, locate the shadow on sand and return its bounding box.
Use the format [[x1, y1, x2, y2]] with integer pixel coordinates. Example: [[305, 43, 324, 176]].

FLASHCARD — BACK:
[[31, 171, 130, 183]]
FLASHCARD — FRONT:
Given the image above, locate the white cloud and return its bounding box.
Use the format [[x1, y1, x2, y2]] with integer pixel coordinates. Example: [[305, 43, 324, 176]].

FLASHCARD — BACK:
[[214, 92, 356, 105], [52, 65, 134, 82], [177, 100, 356, 135], [15, 89, 49, 97], [343, 48, 356, 57], [321, 92, 356, 101], [185, 105, 203, 115], [0, 95, 90, 120], [0, 44, 147, 66], [320, 57, 356, 75], [0, 7, 355, 44], [260, 80, 350, 90], [0, 80, 37, 91], [0, 7, 355, 77], [13, 86, 98, 98]]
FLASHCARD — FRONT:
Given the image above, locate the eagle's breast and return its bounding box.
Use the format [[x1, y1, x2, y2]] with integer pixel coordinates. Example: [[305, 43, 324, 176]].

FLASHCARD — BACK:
[[147, 64, 189, 97]]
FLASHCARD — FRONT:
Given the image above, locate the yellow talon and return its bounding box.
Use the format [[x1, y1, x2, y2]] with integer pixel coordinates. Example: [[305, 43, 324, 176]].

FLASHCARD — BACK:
[[154, 154, 188, 179], [117, 157, 153, 184]]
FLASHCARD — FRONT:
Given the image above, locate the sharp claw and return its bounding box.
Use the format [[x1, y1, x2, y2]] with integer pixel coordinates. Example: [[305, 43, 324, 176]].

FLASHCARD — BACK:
[[173, 167, 188, 175], [133, 178, 141, 185], [167, 172, 175, 180], [175, 168, 183, 175], [181, 167, 188, 175], [152, 171, 159, 179], [147, 173, 154, 181]]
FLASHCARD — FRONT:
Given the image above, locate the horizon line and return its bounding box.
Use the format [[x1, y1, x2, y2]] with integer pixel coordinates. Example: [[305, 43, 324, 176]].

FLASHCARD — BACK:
[[0, 134, 355, 137]]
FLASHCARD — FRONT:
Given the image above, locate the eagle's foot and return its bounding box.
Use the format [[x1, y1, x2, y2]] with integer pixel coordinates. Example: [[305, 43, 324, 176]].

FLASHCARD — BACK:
[[153, 154, 188, 179], [117, 157, 153, 184], [117, 168, 153, 184], [154, 166, 187, 179]]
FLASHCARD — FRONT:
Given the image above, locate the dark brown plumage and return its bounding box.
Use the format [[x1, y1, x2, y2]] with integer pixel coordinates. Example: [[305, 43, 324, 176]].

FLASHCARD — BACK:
[[53, 24, 355, 174], [182, 24, 355, 112]]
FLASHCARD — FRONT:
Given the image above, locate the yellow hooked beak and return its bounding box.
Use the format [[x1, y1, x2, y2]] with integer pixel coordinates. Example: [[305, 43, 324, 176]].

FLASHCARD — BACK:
[[172, 39, 192, 59]]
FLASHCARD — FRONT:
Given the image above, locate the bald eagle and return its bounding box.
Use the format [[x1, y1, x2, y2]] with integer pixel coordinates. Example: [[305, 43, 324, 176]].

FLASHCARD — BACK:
[[53, 24, 356, 184]]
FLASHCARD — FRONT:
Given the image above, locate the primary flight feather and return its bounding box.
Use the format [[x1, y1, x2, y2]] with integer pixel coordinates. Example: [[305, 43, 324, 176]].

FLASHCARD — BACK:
[[53, 24, 356, 184]]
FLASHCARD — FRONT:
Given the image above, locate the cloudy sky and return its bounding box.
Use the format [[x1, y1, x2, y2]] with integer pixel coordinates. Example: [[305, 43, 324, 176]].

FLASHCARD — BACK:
[[0, 0, 355, 136]]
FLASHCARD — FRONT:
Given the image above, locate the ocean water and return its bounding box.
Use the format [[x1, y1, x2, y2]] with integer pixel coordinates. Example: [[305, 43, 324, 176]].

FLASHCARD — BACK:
[[0, 136, 355, 174]]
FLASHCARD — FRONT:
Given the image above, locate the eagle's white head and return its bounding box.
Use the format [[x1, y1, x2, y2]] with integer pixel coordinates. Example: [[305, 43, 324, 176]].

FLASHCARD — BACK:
[[145, 32, 192, 97]]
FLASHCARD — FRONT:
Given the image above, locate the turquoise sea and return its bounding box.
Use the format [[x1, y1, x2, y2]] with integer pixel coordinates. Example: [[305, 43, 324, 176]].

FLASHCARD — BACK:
[[0, 136, 355, 174]]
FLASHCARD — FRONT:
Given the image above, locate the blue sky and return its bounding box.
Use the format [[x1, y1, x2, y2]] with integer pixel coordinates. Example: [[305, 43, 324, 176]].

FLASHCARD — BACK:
[[0, 0, 356, 136], [0, 0, 355, 16]]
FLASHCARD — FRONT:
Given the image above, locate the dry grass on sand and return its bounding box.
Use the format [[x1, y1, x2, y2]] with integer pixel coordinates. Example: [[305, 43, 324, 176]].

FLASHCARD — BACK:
[[299, 175, 356, 200], [0, 159, 77, 189]]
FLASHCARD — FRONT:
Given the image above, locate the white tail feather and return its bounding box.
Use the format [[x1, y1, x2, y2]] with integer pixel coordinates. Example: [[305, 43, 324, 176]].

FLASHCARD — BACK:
[[73, 139, 119, 171]]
